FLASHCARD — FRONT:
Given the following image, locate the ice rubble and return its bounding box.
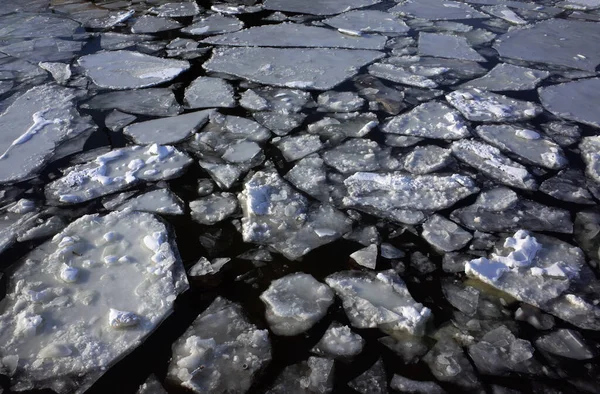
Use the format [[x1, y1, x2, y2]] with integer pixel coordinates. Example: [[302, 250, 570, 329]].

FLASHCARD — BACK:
[[263, 0, 381, 16], [203, 23, 386, 50], [418, 32, 486, 62], [446, 89, 542, 122], [539, 78, 600, 128], [203, 47, 383, 90], [267, 356, 334, 394], [167, 297, 271, 393], [260, 273, 334, 336], [77, 50, 190, 90], [239, 170, 352, 260], [45, 145, 192, 204], [325, 270, 432, 336], [0, 84, 96, 184], [311, 322, 364, 359], [0, 210, 188, 393], [123, 110, 212, 145]]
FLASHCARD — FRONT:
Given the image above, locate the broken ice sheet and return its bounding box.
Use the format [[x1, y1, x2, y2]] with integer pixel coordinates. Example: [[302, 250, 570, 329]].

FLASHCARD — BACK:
[[368, 62, 438, 89], [45, 145, 192, 205], [123, 110, 212, 145], [423, 339, 482, 391], [260, 273, 334, 336], [189, 192, 238, 225], [382, 101, 470, 140], [0, 84, 96, 184], [390, 0, 489, 20], [422, 214, 472, 252], [322, 138, 397, 174], [203, 47, 384, 90], [167, 297, 271, 393], [285, 155, 331, 203], [459, 63, 550, 92], [540, 170, 596, 205], [184, 77, 236, 109], [274, 134, 323, 162], [326, 270, 432, 336], [77, 50, 189, 90], [402, 145, 453, 174], [130, 15, 182, 34], [324, 10, 409, 35], [317, 91, 364, 113], [493, 19, 600, 72], [0, 210, 188, 393], [391, 375, 446, 394], [348, 358, 387, 394], [446, 89, 542, 122], [418, 32, 486, 62], [137, 374, 167, 394], [111, 189, 185, 215], [535, 329, 595, 360], [481, 5, 528, 24], [263, 0, 381, 16], [81, 88, 183, 117], [307, 112, 378, 144], [267, 356, 334, 394], [539, 78, 600, 128], [311, 321, 365, 359], [181, 14, 244, 36], [239, 170, 352, 260], [579, 136, 600, 184], [202, 23, 387, 50], [150, 2, 201, 18], [350, 244, 378, 269]]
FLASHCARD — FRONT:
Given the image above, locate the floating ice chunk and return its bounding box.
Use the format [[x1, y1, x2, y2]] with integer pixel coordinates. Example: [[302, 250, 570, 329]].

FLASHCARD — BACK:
[[260, 273, 334, 336], [535, 329, 595, 360], [204, 47, 383, 91], [0, 84, 95, 184], [264, 0, 381, 15], [181, 14, 244, 36], [124, 110, 212, 145], [105, 110, 137, 132], [539, 78, 600, 128], [390, 0, 489, 20], [0, 210, 187, 393], [239, 170, 351, 260], [167, 297, 271, 393], [459, 63, 549, 91], [402, 145, 452, 174], [45, 146, 192, 204], [493, 19, 600, 72], [184, 77, 236, 109], [451, 139, 537, 190], [203, 23, 386, 50], [275, 134, 323, 162], [540, 170, 595, 205], [391, 375, 446, 394], [324, 10, 409, 35], [114, 189, 185, 215], [267, 356, 334, 394], [423, 339, 482, 391], [131, 15, 182, 34], [16, 216, 66, 243], [348, 358, 387, 394], [77, 50, 190, 90], [541, 121, 581, 147], [419, 32, 485, 62], [308, 112, 379, 143], [322, 139, 394, 174], [38, 61, 71, 84], [422, 214, 472, 252], [285, 155, 331, 202], [137, 374, 167, 394], [382, 101, 470, 140], [481, 5, 527, 24], [580, 136, 600, 184], [368, 62, 438, 88], [317, 91, 364, 112], [350, 244, 378, 269], [82, 88, 183, 117], [311, 322, 365, 359], [446, 89, 542, 122], [222, 141, 262, 163], [151, 2, 201, 17], [325, 270, 432, 336], [190, 193, 238, 225]]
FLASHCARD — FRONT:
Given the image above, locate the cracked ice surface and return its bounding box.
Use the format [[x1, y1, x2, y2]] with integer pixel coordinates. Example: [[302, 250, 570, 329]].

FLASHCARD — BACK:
[[0, 210, 188, 393]]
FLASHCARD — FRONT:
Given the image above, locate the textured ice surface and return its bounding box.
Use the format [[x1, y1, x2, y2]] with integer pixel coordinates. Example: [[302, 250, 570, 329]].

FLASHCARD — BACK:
[[263, 0, 381, 15], [391, 375, 446, 394], [77, 50, 189, 90], [311, 322, 364, 358], [167, 297, 271, 393], [535, 329, 595, 360], [0, 209, 39, 255], [82, 89, 183, 117], [418, 32, 485, 62], [539, 78, 600, 128], [285, 156, 331, 203], [130, 15, 182, 34], [325, 270, 432, 336], [322, 139, 395, 174], [137, 374, 167, 394], [203, 23, 386, 50], [323, 10, 409, 35], [0, 210, 188, 393], [580, 136, 600, 183], [267, 356, 334, 394], [184, 77, 236, 109], [446, 89, 542, 122], [382, 101, 470, 140], [275, 135, 323, 162], [493, 19, 600, 72], [348, 358, 387, 394], [190, 192, 238, 225], [45, 145, 192, 204], [390, 0, 489, 20], [113, 189, 185, 215], [123, 110, 212, 145], [350, 244, 378, 269], [423, 339, 481, 390], [368, 62, 438, 89], [239, 170, 352, 260], [260, 273, 334, 336], [402, 145, 453, 174], [422, 214, 472, 252], [317, 91, 364, 113], [151, 2, 201, 17], [204, 47, 383, 90], [481, 5, 527, 24], [459, 63, 549, 91], [181, 14, 244, 36]]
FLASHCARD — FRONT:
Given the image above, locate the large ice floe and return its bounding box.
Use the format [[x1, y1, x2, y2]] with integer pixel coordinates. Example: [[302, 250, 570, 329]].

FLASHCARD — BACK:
[[0, 210, 188, 393]]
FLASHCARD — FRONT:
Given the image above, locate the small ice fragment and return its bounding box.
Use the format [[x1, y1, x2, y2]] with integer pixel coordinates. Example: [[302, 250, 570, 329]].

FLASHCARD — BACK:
[[108, 308, 140, 328], [59, 264, 79, 283]]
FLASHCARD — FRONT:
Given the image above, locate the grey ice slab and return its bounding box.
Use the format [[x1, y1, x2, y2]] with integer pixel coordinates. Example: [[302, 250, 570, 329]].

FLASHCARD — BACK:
[[202, 23, 386, 50], [181, 14, 244, 36], [424, 339, 482, 391], [0, 12, 81, 39], [402, 145, 453, 174], [390, 0, 489, 20], [323, 10, 409, 35], [349, 359, 387, 394], [493, 19, 600, 72], [81, 89, 183, 117], [422, 214, 472, 252], [475, 124, 567, 170], [541, 121, 581, 147], [114, 189, 185, 215], [105, 110, 137, 132], [123, 110, 212, 145], [167, 297, 271, 393], [285, 155, 331, 203], [0, 37, 83, 64], [184, 77, 236, 109], [151, 2, 202, 17], [539, 78, 600, 128], [459, 63, 550, 92], [45, 145, 192, 204], [382, 101, 470, 140], [481, 5, 527, 24], [418, 32, 486, 62], [77, 50, 189, 90], [322, 138, 396, 174], [137, 375, 167, 394], [190, 192, 238, 225], [451, 139, 538, 190], [368, 62, 438, 88], [325, 270, 432, 336], [130, 15, 182, 34], [203, 47, 383, 90], [268, 357, 334, 394], [274, 134, 323, 162], [446, 89, 542, 122], [0, 210, 188, 394], [317, 91, 364, 112], [540, 170, 596, 205], [580, 136, 600, 184], [535, 329, 595, 360], [0, 84, 96, 184], [264, 0, 381, 15]]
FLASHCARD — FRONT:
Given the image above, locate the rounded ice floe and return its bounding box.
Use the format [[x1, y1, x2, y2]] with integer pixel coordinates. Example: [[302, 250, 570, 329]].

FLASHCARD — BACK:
[[0, 210, 188, 393], [260, 273, 334, 336], [77, 50, 190, 90], [311, 322, 365, 359], [325, 270, 432, 336]]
